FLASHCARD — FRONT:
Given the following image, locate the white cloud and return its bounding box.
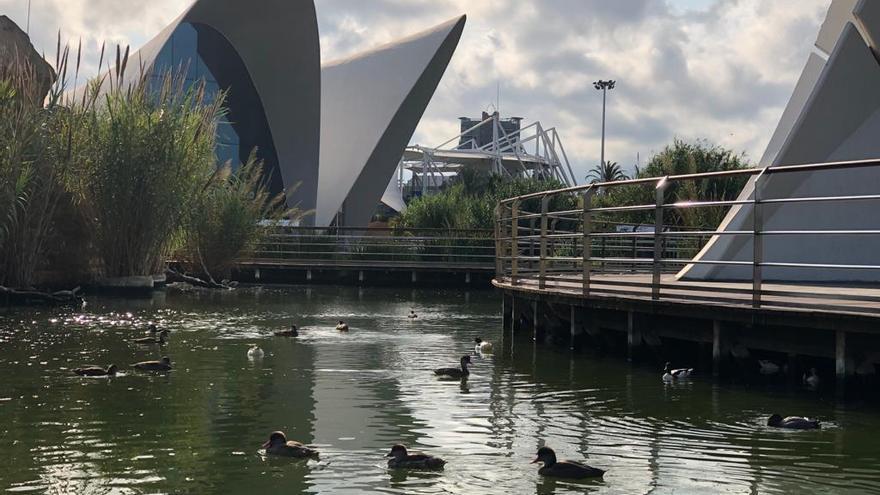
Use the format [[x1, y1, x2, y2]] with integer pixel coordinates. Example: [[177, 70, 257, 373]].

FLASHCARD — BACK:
[[1, 0, 832, 180]]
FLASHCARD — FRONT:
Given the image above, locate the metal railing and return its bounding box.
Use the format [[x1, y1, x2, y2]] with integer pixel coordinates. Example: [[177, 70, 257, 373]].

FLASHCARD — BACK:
[[494, 158, 880, 316], [245, 226, 495, 269]]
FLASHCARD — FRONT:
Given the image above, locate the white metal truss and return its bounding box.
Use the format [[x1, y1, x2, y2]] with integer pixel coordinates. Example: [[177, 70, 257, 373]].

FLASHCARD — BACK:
[[396, 113, 577, 197]]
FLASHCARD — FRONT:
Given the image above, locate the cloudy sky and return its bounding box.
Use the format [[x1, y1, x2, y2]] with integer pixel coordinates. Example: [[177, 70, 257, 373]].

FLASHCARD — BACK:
[[2, 0, 831, 180]]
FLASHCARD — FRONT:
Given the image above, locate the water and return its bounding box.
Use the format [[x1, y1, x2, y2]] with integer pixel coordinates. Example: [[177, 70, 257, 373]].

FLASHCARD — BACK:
[[0, 286, 878, 494]]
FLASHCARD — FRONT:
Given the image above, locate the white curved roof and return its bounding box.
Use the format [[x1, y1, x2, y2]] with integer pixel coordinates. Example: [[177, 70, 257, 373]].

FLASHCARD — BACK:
[[316, 15, 466, 226]]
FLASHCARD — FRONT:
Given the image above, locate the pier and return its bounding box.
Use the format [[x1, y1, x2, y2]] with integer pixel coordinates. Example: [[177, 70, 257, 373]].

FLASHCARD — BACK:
[[493, 159, 880, 392]]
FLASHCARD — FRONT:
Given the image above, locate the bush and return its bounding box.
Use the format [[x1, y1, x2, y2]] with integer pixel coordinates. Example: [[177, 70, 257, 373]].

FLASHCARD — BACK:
[[179, 152, 300, 281]]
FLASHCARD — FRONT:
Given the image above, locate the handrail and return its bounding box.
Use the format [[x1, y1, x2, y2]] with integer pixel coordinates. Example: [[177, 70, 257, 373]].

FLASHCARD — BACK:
[[493, 157, 880, 315]]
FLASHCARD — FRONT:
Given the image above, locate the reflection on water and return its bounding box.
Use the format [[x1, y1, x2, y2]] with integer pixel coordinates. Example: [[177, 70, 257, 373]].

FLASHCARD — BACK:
[[1, 286, 879, 494]]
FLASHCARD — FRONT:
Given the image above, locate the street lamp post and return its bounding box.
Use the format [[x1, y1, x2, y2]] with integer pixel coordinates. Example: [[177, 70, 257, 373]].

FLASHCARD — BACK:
[[593, 79, 616, 168]]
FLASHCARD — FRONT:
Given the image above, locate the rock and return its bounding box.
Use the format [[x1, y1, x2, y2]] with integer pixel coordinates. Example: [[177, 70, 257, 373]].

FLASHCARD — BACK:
[[0, 15, 55, 104]]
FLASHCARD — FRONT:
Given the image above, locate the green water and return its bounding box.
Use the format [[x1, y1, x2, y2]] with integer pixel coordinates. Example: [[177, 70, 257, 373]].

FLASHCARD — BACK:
[[0, 286, 878, 494]]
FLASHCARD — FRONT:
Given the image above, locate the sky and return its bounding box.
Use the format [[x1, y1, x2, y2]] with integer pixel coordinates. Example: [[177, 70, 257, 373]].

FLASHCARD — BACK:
[[1, 0, 832, 180]]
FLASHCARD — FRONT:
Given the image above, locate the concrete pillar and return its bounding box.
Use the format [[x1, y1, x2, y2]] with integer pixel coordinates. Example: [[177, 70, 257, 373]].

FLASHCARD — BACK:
[[627, 311, 639, 362], [358, 271, 365, 283], [570, 305, 576, 350], [306, 269, 312, 281], [254, 268, 261, 281], [511, 297, 517, 334], [836, 330, 847, 392], [411, 271, 417, 283], [712, 320, 722, 377], [465, 272, 471, 284]]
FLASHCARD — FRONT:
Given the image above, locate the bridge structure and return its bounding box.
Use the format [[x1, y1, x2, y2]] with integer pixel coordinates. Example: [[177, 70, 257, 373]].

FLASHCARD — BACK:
[[492, 158, 880, 394]]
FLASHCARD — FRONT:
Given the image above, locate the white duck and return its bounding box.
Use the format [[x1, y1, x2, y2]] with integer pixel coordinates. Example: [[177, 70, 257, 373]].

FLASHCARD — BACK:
[[474, 337, 493, 354], [803, 367, 820, 388], [247, 344, 264, 360], [662, 362, 693, 381], [759, 360, 781, 375]]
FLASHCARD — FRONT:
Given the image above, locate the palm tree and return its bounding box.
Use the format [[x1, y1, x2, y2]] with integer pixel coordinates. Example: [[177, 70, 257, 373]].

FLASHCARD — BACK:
[[586, 160, 628, 184]]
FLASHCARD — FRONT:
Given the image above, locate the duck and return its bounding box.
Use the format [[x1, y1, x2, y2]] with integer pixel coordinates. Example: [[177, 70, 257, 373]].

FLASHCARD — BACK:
[[132, 329, 168, 345], [131, 356, 172, 372], [274, 325, 298, 337], [759, 360, 781, 375], [385, 444, 445, 469], [336, 320, 349, 332], [408, 310, 418, 319], [247, 344, 264, 360], [531, 446, 605, 479], [73, 364, 118, 377], [261, 431, 318, 458], [434, 355, 472, 379], [474, 337, 493, 354], [662, 362, 693, 381], [767, 413, 820, 430], [803, 367, 820, 388]]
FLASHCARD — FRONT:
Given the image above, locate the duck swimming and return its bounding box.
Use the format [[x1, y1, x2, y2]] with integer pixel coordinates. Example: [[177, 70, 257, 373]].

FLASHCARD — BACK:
[[408, 310, 418, 319], [532, 446, 605, 479], [386, 444, 445, 469], [336, 321, 349, 332], [247, 345, 264, 360], [274, 325, 298, 337], [434, 355, 472, 378], [662, 362, 693, 381], [474, 337, 493, 354], [132, 329, 168, 345], [73, 364, 117, 377], [262, 431, 318, 458], [131, 356, 172, 372], [767, 413, 820, 430], [803, 367, 820, 388]]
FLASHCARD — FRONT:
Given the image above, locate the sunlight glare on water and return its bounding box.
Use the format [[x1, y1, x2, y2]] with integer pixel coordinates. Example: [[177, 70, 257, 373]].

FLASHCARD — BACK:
[[0, 286, 878, 494]]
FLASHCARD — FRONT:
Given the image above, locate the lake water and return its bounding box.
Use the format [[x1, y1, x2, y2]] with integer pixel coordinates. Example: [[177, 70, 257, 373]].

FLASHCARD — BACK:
[[0, 286, 878, 494]]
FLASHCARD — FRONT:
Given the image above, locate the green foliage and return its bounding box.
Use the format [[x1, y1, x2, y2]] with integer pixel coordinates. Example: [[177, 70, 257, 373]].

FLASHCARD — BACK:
[[394, 168, 575, 231], [180, 152, 301, 280], [586, 160, 628, 183], [66, 69, 223, 278], [594, 139, 752, 231]]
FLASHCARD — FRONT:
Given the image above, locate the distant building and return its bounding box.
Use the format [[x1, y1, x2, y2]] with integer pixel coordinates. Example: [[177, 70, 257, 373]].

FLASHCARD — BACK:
[[458, 112, 522, 149]]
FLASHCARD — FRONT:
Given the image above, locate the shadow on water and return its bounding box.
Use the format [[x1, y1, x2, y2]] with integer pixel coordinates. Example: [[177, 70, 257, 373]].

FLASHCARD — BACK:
[[0, 286, 879, 494]]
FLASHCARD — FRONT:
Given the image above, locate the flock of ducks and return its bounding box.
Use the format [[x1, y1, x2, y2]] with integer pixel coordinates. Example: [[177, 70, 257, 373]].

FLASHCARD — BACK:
[[661, 361, 822, 432], [72, 324, 173, 376], [70, 313, 822, 481]]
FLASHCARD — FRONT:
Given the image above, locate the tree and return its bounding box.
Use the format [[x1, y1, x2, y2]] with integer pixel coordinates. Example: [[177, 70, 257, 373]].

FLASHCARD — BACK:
[[586, 160, 628, 183]]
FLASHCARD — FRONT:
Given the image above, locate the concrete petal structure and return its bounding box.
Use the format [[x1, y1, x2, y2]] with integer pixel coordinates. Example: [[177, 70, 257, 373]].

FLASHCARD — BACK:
[[316, 16, 466, 227], [112, 0, 322, 214], [80, 1, 464, 227], [680, 0, 880, 282]]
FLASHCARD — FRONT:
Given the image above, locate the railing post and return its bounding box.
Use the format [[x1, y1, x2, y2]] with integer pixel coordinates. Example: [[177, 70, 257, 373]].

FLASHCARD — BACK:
[[652, 178, 668, 300], [511, 200, 520, 285], [494, 204, 503, 279], [582, 187, 594, 297], [539, 195, 550, 289], [752, 169, 768, 308]]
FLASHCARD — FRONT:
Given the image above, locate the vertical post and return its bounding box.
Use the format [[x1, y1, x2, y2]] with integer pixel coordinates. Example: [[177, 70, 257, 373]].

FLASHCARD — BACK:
[[712, 320, 722, 377], [600, 87, 606, 167], [570, 305, 576, 350], [494, 205, 503, 278], [582, 188, 594, 297], [511, 297, 517, 335], [511, 200, 520, 285], [255, 268, 261, 281], [501, 294, 508, 331], [539, 195, 550, 289], [652, 178, 668, 300], [752, 171, 767, 308], [836, 330, 847, 392], [532, 300, 539, 342], [627, 311, 638, 362]]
